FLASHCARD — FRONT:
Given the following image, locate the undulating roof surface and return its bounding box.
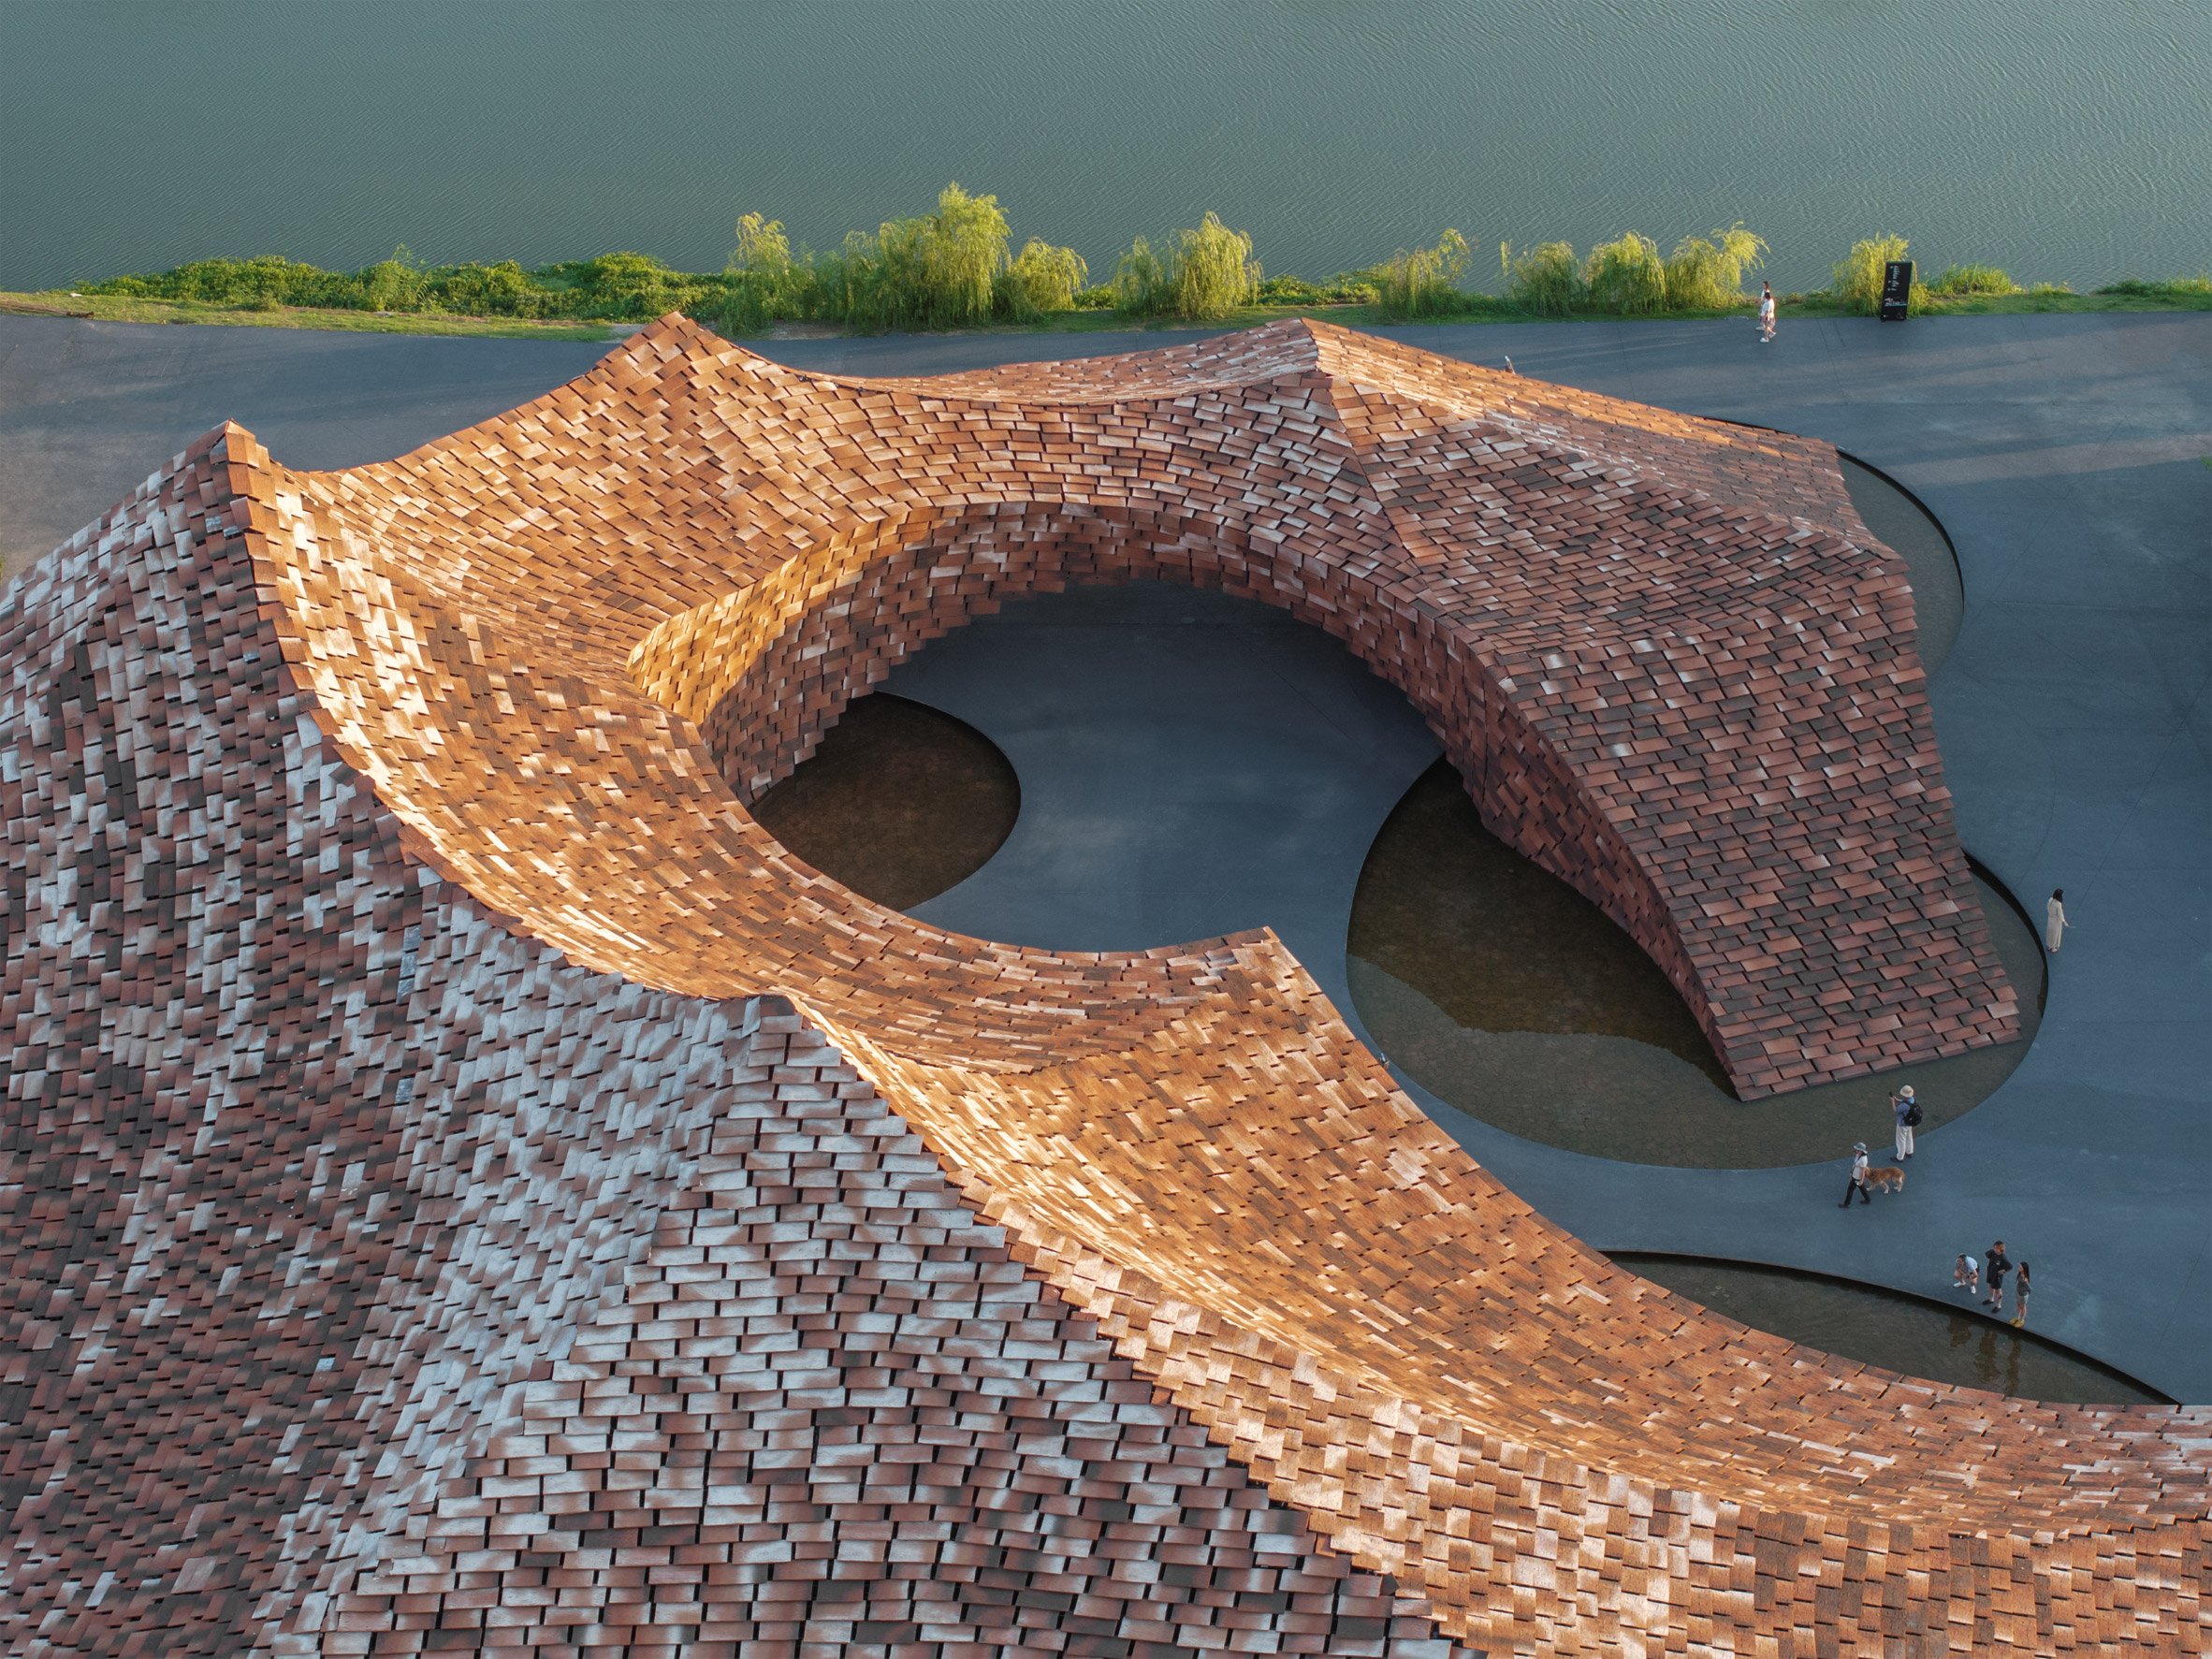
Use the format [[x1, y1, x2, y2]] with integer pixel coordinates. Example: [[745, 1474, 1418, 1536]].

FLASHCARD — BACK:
[[1, 317, 2199, 1657]]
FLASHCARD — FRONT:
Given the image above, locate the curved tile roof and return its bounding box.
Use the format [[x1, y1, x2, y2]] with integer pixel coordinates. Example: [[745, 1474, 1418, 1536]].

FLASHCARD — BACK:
[[5, 317, 2198, 1657], [248, 313, 2014, 1094]]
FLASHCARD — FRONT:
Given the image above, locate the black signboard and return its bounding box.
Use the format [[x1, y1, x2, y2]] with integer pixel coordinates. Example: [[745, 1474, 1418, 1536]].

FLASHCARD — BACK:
[[1880, 259, 1914, 321]]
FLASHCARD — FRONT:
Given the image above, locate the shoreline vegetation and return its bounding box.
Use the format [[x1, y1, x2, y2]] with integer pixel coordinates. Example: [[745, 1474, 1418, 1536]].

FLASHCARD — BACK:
[[7, 183, 2207, 342]]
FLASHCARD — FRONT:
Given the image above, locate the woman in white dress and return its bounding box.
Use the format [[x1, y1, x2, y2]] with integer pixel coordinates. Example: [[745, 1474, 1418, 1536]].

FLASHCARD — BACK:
[[2045, 887, 2069, 953]]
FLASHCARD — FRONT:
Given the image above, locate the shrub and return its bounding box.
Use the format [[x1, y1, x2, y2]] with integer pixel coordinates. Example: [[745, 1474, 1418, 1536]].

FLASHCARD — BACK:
[[1583, 232, 1667, 314], [90, 255, 347, 308], [1257, 273, 1324, 305], [354, 248, 427, 312], [424, 260, 549, 317], [1831, 235, 1910, 314], [1259, 272, 1383, 307], [1928, 263, 2017, 297], [1662, 224, 1768, 310], [1168, 211, 1260, 320], [998, 237, 1088, 319], [1376, 228, 1473, 320], [1071, 284, 1117, 311], [1501, 240, 1581, 315], [540, 251, 704, 319], [2099, 274, 2212, 298]]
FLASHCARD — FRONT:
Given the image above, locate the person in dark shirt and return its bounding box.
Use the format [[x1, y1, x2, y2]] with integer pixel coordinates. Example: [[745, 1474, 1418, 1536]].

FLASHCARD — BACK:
[[1985, 1240, 2012, 1314]]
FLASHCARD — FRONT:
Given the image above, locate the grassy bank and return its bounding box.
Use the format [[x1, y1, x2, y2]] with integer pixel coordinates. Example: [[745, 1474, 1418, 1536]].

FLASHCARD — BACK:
[[9, 281, 2205, 345], [0, 291, 618, 339], [17, 196, 2209, 342]]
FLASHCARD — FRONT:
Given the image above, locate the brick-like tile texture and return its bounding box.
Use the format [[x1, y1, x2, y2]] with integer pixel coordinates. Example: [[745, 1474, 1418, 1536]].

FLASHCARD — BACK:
[[4, 319, 2199, 1658], [261, 314, 2011, 1097], [0, 446, 1463, 1658]]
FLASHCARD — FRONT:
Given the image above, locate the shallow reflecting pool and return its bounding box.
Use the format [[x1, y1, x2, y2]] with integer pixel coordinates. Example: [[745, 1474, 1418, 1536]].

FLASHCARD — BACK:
[[1349, 762, 2041, 1168], [1611, 1254, 2166, 1405], [749, 693, 1019, 911], [1839, 456, 1961, 672]]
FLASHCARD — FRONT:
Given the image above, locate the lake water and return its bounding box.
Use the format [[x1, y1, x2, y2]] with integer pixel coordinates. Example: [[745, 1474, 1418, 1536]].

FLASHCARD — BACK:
[[5, 1, 2207, 296]]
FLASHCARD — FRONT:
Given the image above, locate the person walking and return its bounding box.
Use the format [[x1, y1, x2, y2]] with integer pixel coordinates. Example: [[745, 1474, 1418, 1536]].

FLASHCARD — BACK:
[[1985, 1240, 2012, 1315], [1892, 1085, 1920, 1159], [1757, 281, 1777, 344], [2011, 1260, 2032, 1328], [2045, 888, 2070, 953], [1840, 1142, 1871, 1207], [1953, 1252, 1978, 1295]]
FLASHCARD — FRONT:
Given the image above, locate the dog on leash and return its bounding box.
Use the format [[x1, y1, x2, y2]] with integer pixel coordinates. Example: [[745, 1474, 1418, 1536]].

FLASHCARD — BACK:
[[1866, 1165, 1906, 1194]]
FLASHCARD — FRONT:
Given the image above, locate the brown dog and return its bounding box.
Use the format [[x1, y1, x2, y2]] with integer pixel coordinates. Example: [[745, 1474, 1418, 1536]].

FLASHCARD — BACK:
[[1866, 1165, 1906, 1193]]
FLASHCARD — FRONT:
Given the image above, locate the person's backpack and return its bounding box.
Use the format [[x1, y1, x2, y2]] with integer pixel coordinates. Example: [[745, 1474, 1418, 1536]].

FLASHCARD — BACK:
[[1904, 1099, 1924, 1128]]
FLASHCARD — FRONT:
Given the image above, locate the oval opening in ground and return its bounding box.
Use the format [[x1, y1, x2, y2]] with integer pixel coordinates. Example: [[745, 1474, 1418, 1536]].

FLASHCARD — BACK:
[[749, 692, 1020, 911], [1348, 761, 2042, 1167], [1609, 1253, 2168, 1406]]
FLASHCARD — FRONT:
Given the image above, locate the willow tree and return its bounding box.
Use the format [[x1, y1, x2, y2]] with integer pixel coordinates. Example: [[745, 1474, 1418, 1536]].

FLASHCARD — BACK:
[[1501, 240, 1581, 315], [1832, 234, 1912, 314], [1112, 236, 1168, 315], [1377, 228, 1473, 319], [1663, 224, 1768, 311], [1583, 233, 1667, 314], [720, 212, 813, 334], [1000, 237, 1089, 319], [911, 182, 1012, 327], [1169, 212, 1260, 320]]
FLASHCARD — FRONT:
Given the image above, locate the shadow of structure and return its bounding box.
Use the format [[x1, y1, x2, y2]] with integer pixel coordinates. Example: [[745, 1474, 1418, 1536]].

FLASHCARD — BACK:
[[1350, 761, 2045, 1166]]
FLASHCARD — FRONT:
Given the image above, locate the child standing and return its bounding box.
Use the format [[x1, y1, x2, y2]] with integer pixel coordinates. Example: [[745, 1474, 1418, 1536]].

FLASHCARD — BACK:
[[2011, 1261, 2031, 1327]]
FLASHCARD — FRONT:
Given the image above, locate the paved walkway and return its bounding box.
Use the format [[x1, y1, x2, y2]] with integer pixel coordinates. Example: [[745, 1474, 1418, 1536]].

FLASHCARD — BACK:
[[3, 312, 2204, 1398]]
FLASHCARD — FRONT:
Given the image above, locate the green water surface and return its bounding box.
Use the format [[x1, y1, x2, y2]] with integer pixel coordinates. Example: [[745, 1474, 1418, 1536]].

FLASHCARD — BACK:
[[6, 2, 2205, 294]]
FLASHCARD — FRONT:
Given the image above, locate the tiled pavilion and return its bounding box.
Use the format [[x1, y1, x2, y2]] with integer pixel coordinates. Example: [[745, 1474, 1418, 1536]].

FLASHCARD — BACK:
[[0, 316, 2201, 1655]]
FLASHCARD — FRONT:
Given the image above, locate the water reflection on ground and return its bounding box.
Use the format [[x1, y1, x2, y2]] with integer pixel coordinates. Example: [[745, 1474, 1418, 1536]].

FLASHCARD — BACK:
[[749, 693, 1019, 910], [1612, 1254, 2166, 1405], [1349, 762, 2042, 1167]]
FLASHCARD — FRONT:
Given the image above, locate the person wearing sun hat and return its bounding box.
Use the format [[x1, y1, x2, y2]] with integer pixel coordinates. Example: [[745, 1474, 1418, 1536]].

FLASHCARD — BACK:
[[1840, 1142, 1872, 1207], [1891, 1084, 1921, 1160]]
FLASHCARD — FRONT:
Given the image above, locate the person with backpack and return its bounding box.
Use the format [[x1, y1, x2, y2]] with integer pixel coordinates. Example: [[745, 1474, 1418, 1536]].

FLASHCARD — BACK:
[[1892, 1085, 1921, 1159]]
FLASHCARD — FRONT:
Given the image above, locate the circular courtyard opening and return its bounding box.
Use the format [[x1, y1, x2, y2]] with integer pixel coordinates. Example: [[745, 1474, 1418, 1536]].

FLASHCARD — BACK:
[[1609, 1253, 2168, 1406]]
